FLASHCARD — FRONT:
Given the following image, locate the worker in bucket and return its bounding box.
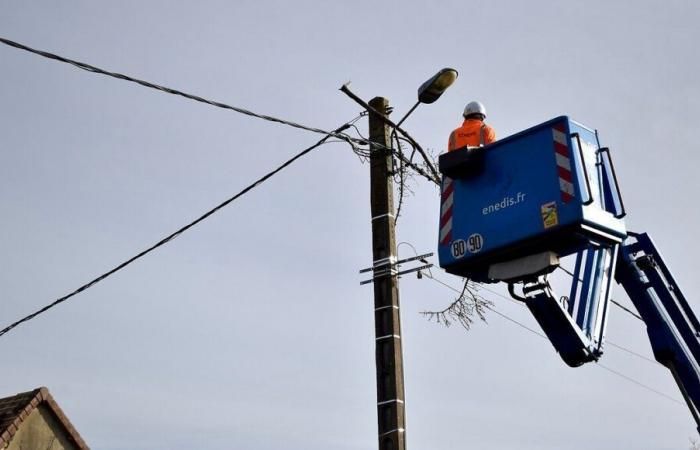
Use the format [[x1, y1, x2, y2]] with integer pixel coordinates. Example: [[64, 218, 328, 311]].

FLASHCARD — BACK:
[[447, 101, 496, 151]]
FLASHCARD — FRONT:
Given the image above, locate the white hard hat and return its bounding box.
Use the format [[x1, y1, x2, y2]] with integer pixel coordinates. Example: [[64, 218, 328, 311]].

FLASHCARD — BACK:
[[463, 101, 486, 118]]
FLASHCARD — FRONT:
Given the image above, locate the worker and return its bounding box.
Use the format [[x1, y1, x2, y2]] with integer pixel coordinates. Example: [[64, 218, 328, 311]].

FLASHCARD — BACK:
[[447, 101, 496, 152]]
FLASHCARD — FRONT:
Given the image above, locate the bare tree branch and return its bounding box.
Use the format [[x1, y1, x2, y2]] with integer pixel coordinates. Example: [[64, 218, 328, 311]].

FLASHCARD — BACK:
[[421, 279, 493, 330]]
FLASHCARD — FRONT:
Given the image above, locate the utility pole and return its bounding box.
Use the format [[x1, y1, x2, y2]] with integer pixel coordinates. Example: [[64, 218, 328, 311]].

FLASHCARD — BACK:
[[368, 96, 406, 450]]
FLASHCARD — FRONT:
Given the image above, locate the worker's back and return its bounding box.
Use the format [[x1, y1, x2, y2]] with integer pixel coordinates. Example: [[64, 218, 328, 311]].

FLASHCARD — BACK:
[[448, 118, 496, 151]]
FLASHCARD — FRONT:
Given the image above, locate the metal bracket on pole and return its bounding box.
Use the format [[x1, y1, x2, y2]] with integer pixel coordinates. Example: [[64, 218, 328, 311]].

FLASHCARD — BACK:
[[359, 253, 433, 285]]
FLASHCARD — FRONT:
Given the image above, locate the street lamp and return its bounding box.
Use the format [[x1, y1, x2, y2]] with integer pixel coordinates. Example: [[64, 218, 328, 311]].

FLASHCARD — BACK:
[[395, 67, 459, 128]]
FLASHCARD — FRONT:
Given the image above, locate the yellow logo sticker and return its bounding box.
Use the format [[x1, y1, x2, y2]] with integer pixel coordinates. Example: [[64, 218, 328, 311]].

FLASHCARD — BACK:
[[541, 202, 558, 229]]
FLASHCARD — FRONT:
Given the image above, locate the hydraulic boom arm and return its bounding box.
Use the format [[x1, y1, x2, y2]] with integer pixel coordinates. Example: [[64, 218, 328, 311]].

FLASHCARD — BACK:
[[616, 232, 700, 430]]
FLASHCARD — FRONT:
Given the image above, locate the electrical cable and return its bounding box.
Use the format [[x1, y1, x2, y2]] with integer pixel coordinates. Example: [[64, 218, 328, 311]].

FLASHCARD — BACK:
[[397, 245, 670, 382], [0, 36, 368, 147], [0, 37, 439, 187], [425, 273, 545, 338], [0, 122, 354, 339], [420, 271, 684, 406], [606, 341, 660, 366], [449, 270, 660, 366], [596, 363, 685, 405], [398, 244, 655, 367], [395, 151, 437, 185], [610, 299, 644, 321], [559, 265, 644, 321], [339, 83, 441, 184], [346, 124, 372, 161], [479, 280, 660, 366], [7, 36, 654, 371]]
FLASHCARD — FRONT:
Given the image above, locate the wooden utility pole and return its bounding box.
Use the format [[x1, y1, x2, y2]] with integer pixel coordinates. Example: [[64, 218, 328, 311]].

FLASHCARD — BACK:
[[368, 96, 406, 450]]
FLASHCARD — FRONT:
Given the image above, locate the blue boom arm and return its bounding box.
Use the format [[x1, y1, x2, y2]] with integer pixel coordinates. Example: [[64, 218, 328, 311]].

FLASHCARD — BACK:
[[616, 231, 700, 430]]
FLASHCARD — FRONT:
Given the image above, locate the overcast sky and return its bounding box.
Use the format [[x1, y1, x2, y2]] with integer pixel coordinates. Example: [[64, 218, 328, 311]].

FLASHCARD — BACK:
[[1, 1, 699, 449]]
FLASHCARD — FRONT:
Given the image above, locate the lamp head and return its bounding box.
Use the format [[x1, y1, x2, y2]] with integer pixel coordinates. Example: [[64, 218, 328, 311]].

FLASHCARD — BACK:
[[417, 68, 458, 104]]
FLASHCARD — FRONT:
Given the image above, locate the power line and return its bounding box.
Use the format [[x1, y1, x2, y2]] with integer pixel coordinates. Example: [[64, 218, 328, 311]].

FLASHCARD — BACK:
[[0, 37, 442, 187], [606, 341, 660, 366], [596, 363, 684, 405], [340, 83, 440, 184], [396, 244, 659, 369], [0, 36, 441, 187], [419, 271, 684, 406], [610, 299, 644, 321], [0, 36, 366, 147], [558, 265, 644, 321], [465, 276, 661, 366], [6, 37, 661, 387], [475, 274, 658, 366], [427, 273, 549, 337], [0, 122, 354, 339], [424, 273, 549, 339]]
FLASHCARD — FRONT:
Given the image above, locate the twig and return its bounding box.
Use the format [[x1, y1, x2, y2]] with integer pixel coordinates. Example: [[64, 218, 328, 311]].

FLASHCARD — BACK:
[[421, 279, 493, 330]]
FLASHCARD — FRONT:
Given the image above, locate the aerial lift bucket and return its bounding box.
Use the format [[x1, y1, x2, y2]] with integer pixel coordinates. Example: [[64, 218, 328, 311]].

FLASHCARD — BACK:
[[437, 116, 627, 366]]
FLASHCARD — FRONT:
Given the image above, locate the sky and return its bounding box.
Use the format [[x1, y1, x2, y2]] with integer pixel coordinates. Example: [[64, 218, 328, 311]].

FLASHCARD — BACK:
[[1, 1, 699, 449]]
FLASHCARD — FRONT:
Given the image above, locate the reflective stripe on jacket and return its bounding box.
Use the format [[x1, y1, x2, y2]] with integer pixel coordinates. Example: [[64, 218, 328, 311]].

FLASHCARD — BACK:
[[447, 119, 496, 152]]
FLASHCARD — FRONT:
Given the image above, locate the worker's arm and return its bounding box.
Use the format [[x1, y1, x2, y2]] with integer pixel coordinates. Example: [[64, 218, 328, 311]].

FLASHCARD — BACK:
[[484, 125, 497, 145], [447, 130, 457, 152]]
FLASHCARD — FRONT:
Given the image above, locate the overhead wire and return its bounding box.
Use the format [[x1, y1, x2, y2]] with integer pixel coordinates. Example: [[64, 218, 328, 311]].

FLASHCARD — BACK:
[[394, 150, 437, 185], [437, 266, 662, 367], [6, 35, 662, 395], [0, 35, 442, 183], [0, 36, 369, 147], [558, 265, 644, 321], [8, 37, 657, 375], [3, 33, 681, 415], [396, 245, 668, 374], [345, 124, 372, 161], [419, 270, 684, 406], [0, 33, 439, 184], [0, 37, 439, 180], [0, 35, 437, 335], [606, 341, 660, 365], [0, 121, 357, 338], [610, 299, 644, 321], [596, 363, 684, 405], [339, 83, 441, 184], [425, 273, 545, 338]]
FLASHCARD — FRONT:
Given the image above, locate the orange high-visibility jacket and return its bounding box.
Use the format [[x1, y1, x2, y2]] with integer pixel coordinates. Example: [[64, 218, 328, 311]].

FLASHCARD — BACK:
[[447, 119, 496, 151]]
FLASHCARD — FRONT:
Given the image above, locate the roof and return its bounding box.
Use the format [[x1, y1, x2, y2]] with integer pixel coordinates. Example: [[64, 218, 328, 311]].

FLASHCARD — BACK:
[[0, 387, 89, 449]]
